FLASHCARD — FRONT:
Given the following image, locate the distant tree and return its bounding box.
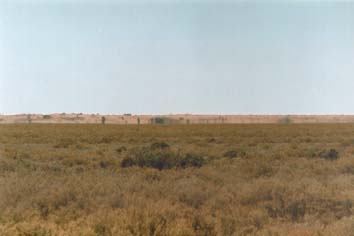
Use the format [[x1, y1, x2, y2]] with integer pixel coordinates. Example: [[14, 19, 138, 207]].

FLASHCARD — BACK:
[[27, 114, 32, 124], [151, 117, 172, 124], [179, 117, 184, 124], [279, 116, 292, 124], [43, 115, 51, 119], [151, 117, 163, 124], [101, 116, 106, 124]]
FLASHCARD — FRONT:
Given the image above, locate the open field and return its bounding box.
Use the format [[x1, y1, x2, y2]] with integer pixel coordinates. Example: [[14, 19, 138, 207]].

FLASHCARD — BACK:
[[1, 124, 354, 235]]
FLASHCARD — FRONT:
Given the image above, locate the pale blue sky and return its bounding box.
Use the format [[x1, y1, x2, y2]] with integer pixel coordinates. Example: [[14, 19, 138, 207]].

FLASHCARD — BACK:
[[1, 0, 354, 115]]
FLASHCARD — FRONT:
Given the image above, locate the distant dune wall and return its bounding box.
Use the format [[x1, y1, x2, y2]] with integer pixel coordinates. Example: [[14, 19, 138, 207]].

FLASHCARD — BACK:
[[1, 114, 354, 124]]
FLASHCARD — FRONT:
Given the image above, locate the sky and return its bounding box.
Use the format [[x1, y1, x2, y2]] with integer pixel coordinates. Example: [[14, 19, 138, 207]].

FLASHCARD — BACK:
[[1, 0, 354, 115]]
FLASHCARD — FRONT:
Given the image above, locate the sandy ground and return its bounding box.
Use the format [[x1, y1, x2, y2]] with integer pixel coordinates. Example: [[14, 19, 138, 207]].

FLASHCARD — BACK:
[[1, 114, 354, 124]]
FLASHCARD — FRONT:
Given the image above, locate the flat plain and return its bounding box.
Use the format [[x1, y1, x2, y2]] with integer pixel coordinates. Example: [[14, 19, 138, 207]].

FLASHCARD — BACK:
[[1, 124, 354, 235]]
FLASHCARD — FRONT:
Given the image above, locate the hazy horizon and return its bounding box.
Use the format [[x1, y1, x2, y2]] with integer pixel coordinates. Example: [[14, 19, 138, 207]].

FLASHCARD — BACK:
[[4, 113, 354, 116], [1, 0, 354, 115]]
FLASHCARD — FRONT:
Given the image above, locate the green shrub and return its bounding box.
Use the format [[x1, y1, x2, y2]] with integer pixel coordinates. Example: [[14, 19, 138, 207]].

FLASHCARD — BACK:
[[223, 150, 238, 158], [135, 148, 178, 170], [179, 153, 204, 168], [99, 161, 109, 169], [150, 142, 170, 150], [307, 148, 339, 160], [223, 148, 246, 159], [265, 201, 306, 222], [287, 201, 306, 222], [320, 148, 339, 161], [94, 223, 112, 236], [121, 157, 135, 168], [121, 146, 204, 170]]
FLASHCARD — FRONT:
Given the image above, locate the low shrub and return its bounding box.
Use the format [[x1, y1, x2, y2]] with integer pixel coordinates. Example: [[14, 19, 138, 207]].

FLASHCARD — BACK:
[[121, 157, 135, 168], [53, 138, 74, 148], [150, 142, 170, 150], [121, 146, 204, 170], [34, 200, 50, 219], [265, 201, 306, 222], [223, 150, 237, 158], [99, 161, 109, 169], [320, 149, 339, 161], [94, 223, 112, 236], [116, 146, 127, 153], [265, 198, 352, 223], [223, 148, 246, 159], [99, 136, 113, 144], [134, 148, 177, 170], [307, 148, 340, 160], [192, 214, 217, 236], [255, 163, 274, 178], [127, 211, 168, 236], [180, 153, 204, 168]]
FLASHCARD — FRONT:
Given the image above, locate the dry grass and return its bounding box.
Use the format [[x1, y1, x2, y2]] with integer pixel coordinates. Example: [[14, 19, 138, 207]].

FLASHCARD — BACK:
[[1, 124, 354, 235]]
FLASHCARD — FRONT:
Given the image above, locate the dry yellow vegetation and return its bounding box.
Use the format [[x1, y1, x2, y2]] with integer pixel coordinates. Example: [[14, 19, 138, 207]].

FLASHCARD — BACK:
[[1, 124, 354, 235]]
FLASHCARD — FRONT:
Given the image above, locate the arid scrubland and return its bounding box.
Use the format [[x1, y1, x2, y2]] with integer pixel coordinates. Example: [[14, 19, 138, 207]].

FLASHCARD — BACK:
[[1, 124, 354, 235]]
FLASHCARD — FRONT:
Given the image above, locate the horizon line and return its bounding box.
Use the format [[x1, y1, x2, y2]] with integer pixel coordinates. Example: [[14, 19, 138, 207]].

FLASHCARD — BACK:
[[2, 113, 354, 116]]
